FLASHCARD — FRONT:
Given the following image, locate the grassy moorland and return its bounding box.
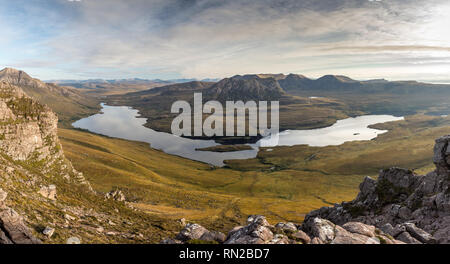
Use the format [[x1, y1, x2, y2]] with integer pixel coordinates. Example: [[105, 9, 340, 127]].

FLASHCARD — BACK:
[[59, 114, 450, 233]]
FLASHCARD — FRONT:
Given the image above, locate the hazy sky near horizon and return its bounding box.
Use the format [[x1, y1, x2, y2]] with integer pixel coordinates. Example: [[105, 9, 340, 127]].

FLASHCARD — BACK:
[[1, 0, 450, 81]]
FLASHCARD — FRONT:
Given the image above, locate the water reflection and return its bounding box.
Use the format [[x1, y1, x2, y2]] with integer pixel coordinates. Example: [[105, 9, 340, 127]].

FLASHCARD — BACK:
[[73, 104, 403, 166]]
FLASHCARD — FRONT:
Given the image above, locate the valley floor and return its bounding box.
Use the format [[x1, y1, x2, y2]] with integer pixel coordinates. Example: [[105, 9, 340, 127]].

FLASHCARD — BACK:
[[59, 114, 450, 234]]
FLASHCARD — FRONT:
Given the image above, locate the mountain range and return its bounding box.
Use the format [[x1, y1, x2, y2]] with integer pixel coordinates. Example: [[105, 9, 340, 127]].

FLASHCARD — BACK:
[[1, 68, 449, 244]]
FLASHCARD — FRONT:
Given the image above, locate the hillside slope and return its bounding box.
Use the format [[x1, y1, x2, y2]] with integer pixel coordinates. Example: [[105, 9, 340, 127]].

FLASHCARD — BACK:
[[0, 68, 100, 126], [0, 81, 177, 244]]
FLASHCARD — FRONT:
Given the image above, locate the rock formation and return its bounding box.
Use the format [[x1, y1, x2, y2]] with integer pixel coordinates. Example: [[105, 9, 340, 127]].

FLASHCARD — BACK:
[[165, 215, 403, 244], [0, 80, 92, 244], [0, 189, 41, 244], [303, 135, 449, 244]]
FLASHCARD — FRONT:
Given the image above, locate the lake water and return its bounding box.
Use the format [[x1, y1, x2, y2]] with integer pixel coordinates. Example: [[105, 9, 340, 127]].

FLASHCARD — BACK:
[[73, 104, 403, 166]]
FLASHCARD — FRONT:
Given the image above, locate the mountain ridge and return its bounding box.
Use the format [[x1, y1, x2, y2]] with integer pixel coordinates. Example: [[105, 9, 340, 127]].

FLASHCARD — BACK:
[[0, 68, 100, 126]]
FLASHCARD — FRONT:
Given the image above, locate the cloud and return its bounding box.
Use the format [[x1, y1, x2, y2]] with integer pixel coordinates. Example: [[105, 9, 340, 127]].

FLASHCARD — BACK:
[[1, 0, 450, 80]]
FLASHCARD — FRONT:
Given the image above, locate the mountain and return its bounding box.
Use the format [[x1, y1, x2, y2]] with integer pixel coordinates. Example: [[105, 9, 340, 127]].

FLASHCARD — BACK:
[[107, 74, 349, 137], [205, 76, 285, 102], [0, 80, 180, 244], [231, 73, 287, 81], [0, 68, 100, 126], [277, 74, 314, 91], [143, 81, 214, 96], [48, 78, 173, 97]]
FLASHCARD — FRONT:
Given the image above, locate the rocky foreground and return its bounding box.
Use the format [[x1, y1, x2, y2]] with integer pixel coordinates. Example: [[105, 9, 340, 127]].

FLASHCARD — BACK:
[[164, 135, 449, 244]]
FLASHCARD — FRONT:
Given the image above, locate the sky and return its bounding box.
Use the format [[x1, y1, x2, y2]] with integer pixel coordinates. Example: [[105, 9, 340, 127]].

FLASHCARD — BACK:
[[1, 0, 450, 81]]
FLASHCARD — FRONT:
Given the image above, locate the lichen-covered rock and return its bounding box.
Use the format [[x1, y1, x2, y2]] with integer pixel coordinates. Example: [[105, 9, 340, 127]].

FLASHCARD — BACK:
[[275, 222, 298, 233], [174, 223, 226, 243], [224, 215, 274, 244], [302, 217, 402, 244], [291, 230, 311, 244]]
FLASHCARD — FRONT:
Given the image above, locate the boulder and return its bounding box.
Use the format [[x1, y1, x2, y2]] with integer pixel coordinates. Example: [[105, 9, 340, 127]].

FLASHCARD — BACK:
[[38, 185, 57, 200], [291, 230, 311, 244], [342, 222, 376, 237], [402, 223, 436, 244], [396, 232, 422, 244], [175, 223, 225, 243], [225, 215, 274, 244]]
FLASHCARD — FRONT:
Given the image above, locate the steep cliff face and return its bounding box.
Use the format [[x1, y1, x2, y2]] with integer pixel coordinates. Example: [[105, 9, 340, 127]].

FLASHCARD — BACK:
[[0, 81, 61, 161], [0, 80, 179, 244], [0, 81, 92, 243], [303, 135, 450, 243]]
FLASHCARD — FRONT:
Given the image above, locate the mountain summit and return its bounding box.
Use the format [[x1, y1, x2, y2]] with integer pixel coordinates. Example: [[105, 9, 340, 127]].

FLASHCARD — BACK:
[[205, 75, 285, 102]]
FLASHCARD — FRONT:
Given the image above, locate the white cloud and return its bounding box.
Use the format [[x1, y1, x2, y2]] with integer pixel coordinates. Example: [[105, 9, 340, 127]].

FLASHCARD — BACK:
[[2, 0, 450, 80]]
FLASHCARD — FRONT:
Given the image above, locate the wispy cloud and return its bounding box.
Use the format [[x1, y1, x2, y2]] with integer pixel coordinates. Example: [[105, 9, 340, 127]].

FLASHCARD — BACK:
[[0, 0, 449, 81]]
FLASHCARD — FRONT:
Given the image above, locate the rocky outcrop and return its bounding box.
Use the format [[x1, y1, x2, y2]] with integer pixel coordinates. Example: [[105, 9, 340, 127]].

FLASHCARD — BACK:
[[0, 79, 94, 244], [0, 190, 41, 244], [163, 135, 449, 244], [105, 189, 126, 202], [303, 135, 450, 244], [164, 215, 403, 244], [0, 81, 91, 188]]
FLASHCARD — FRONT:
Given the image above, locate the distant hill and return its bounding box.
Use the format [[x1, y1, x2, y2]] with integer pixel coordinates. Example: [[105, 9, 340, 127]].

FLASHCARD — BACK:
[[0, 68, 100, 126], [278, 73, 450, 116], [205, 76, 285, 102], [277, 74, 314, 91], [107, 74, 349, 138]]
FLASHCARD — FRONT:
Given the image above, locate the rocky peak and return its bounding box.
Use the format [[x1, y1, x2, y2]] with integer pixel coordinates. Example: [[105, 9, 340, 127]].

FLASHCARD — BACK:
[[0, 68, 44, 89], [205, 76, 285, 102], [316, 75, 357, 83]]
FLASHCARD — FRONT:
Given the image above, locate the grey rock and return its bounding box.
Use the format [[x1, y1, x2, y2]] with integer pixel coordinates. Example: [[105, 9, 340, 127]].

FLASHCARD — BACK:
[[396, 232, 422, 244], [42, 227, 55, 238], [176, 223, 209, 242], [302, 134, 450, 244], [225, 215, 274, 244], [342, 222, 376, 237], [403, 223, 436, 244], [291, 230, 311, 244], [275, 222, 297, 233]]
